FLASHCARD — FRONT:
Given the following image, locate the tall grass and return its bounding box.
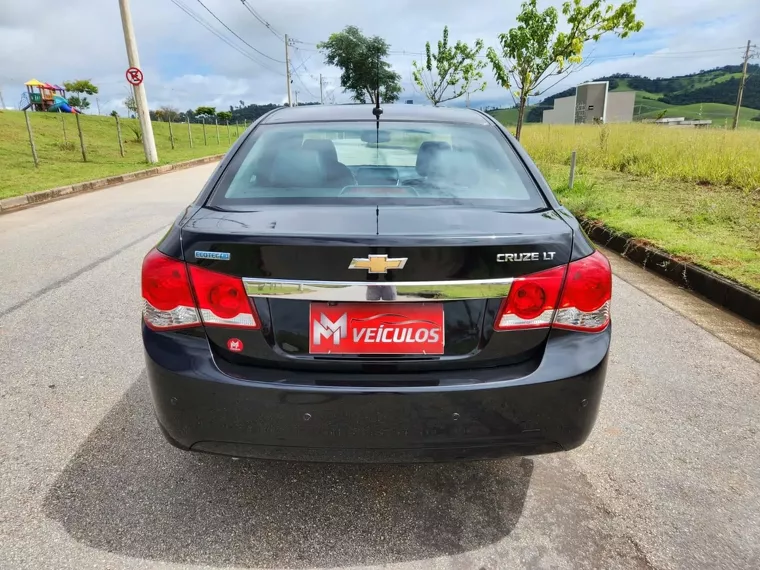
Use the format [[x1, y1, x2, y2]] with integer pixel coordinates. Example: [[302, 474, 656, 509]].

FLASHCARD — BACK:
[[520, 123, 760, 191]]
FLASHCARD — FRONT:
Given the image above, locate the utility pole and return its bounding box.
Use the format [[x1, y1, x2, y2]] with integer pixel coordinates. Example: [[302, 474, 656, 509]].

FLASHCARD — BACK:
[[118, 0, 158, 163], [284, 34, 293, 107], [0, 89, 6, 109], [294, 90, 299, 107], [95, 97, 101, 115], [732, 40, 752, 130], [320, 74, 324, 104]]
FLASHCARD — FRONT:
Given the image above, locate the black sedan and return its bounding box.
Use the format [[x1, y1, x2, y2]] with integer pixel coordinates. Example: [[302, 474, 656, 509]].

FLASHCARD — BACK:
[[141, 104, 611, 463]]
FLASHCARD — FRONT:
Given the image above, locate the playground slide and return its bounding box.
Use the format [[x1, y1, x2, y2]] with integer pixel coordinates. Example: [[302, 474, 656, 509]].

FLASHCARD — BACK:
[[48, 95, 79, 114]]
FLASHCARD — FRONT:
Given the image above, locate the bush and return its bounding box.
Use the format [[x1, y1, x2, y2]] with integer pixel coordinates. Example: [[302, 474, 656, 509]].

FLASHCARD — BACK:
[[127, 124, 142, 143]]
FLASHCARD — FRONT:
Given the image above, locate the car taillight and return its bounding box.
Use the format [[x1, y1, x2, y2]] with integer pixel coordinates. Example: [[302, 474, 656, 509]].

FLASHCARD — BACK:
[[553, 251, 611, 332], [495, 251, 611, 333], [187, 263, 260, 329], [141, 249, 201, 330], [141, 249, 260, 331], [495, 265, 566, 330]]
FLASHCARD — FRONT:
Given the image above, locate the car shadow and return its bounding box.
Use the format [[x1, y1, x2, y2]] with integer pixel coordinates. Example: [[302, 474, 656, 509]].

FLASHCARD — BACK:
[[44, 374, 534, 568]]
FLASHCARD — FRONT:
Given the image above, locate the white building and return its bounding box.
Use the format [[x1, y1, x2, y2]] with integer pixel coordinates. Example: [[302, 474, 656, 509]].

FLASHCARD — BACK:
[[542, 81, 636, 124]]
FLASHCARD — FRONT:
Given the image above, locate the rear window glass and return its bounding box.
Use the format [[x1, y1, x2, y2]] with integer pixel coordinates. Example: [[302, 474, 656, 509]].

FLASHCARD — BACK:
[[209, 120, 546, 211]]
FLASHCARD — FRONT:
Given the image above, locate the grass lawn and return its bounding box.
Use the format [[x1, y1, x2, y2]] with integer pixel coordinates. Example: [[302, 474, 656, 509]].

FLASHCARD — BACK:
[[0, 110, 245, 199], [540, 163, 760, 292], [521, 123, 760, 190]]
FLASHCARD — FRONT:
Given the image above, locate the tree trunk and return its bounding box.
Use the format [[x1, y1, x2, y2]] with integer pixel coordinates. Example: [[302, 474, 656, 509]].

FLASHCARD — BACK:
[[516, 92, 527, 141]]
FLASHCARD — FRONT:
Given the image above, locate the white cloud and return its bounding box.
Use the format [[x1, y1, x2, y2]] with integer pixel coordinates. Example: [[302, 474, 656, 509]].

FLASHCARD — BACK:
[[1, 0, 757, 113]]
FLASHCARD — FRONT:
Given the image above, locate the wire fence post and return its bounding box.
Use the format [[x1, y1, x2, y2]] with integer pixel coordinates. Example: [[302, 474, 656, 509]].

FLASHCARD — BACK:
[[235, 122, 240, 138], [187, 117, 193, 148], [569, 150, 577, 189], [215, 117, 220, 144], [202, 118, 207, 145], [60, 111, 68, 144], [226, 121, 231, 145], [243, 119, 247, 130], [115, 116, 125, 157], [23, 109, 39, 168], [168, 118, 175, 150], [75, 112, 87, 162]]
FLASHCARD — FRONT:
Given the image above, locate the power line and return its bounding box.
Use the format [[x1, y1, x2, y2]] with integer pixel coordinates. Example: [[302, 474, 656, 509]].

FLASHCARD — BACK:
[[168, 0, 284, 75], [292, 72, 319, 101], [290, 48, 320, 101], [298, 44, 753, 58], [171, 1, 262, 63], [291, 46, 314, 74], [240, 0, 285, 41], [191, 0, 284, 63]]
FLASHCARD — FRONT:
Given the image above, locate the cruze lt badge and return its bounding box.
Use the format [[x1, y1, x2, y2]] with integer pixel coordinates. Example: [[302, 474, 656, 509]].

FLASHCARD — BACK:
[[194, 250, 231, 261], [497, 252, 555, 262], [349, 254, 408, 274]]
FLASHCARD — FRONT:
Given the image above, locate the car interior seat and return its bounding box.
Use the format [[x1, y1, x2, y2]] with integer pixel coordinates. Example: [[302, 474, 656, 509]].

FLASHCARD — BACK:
[[302, 139, 356, 187]]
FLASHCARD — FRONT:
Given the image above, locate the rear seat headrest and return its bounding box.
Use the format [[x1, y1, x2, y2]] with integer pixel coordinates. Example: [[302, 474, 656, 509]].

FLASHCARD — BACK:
[[416, 141, 452, 177]]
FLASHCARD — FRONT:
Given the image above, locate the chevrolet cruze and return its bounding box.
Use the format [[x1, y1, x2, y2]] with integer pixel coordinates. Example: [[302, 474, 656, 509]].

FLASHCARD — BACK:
[[141, 104, 612, 463]]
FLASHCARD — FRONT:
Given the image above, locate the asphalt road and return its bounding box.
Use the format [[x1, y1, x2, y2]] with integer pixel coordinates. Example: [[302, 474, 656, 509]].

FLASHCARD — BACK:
[[1, 164, 759, 570]]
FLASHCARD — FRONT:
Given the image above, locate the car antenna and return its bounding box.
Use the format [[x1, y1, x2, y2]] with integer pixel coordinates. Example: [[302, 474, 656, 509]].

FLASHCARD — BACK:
[[372, 53, 382, 164]]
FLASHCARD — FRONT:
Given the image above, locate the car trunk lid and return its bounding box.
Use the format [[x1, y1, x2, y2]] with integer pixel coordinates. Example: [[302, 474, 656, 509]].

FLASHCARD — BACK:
[[180, 205, 573, 371]]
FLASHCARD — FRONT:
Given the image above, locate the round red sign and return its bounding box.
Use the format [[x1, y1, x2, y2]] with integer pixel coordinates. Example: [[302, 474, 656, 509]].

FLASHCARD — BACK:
[[227, 338, 244, 353], [126, 67, 144, 86]]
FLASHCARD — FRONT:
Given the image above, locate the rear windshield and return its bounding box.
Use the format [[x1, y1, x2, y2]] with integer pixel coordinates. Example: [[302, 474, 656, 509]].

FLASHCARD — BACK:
[[208, 120, 546, 211]]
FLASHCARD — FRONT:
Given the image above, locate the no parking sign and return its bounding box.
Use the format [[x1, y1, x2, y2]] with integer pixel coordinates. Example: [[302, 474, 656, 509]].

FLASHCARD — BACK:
[[126, 67, 144, 86]]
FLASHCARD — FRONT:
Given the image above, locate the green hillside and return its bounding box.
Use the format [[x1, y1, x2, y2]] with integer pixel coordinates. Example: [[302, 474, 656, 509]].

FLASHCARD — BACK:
[[489, 108, 521, 125], [632, 96, 759, 126], [614, 64, 760, 109], [0, 110, 241, 199], [489, 64, 760, 128]]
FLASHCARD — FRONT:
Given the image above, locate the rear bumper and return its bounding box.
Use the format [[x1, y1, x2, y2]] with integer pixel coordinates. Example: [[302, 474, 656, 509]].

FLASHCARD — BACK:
[[143, 325, 610, 463]]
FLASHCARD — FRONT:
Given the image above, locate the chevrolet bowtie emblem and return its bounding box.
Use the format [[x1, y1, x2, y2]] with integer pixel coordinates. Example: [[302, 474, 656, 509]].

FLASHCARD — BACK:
[[349, 255, 408, 274]]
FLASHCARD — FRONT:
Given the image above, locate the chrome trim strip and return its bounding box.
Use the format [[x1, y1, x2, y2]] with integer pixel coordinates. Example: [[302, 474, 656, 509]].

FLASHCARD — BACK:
[[243, 277, 514, 301]]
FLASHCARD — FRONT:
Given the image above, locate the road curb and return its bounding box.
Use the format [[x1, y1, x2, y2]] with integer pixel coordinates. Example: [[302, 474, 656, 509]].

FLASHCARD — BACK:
[[0, 154, 224, 215], [580, 216, 760, 325]]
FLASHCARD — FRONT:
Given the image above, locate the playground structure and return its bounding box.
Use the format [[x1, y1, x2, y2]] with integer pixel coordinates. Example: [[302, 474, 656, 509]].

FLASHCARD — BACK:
[[23, 79, 79, 113]]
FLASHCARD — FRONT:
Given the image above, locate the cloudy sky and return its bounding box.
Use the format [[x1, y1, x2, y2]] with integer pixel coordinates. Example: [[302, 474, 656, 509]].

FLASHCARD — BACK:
[[1, 0, 757, 114]]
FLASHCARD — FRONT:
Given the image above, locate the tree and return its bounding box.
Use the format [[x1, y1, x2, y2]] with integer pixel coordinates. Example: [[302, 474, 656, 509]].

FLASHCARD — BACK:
[[124, 94, 138, 115], [157, 105, 180, 121], [487, 0, 644, 139], [195, 106, 216, 120], [216, 111, 233, 122], [67, 96, 90, 110], [63, 80, 98, 112], [317, 26, 402, 104], [412, 26, 487, 106], [110, 110, 119, 118]]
